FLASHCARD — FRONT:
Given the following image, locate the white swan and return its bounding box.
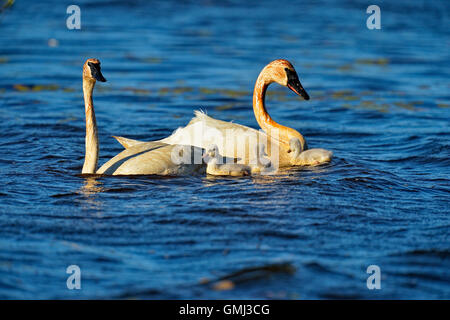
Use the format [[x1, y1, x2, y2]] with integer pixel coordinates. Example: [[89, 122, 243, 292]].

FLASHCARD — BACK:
[[203, 145, 251, 177], [114, 59, 332, 168], [288, 138, 333, 166], [80, 58, 205, 176], [250, 144, 272, 174]]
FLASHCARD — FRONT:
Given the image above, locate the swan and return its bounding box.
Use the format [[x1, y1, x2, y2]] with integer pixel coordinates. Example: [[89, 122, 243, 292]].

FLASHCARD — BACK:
[[288, 138, 333, 166], [80, 58, 205, 176], [250, 144, 272, 174], [113, 59, 332, 168], [203, 145, 251, 177]]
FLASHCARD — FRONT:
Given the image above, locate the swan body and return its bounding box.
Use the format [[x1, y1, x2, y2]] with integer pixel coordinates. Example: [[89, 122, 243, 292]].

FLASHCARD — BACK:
[[288, 138, 333, 166], [113, 111, 291, 166], [296, 148, 333, 166], [204, 145, 251, 177], [81, 59, 205, 176], [97, 142, 205, 175], [113, 59, 333, 168], [162, 111, 294, 167]]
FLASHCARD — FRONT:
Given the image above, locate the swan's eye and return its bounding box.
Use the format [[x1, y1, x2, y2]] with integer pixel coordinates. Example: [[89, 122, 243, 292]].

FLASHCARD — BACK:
[[285, 68, 296, 81]]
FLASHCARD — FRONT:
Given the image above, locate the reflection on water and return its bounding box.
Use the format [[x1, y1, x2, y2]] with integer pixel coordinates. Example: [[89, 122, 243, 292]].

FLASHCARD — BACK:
[[0, 0, 449, 299], [78, 176, 104, 210], [80, 177, 104, 196]]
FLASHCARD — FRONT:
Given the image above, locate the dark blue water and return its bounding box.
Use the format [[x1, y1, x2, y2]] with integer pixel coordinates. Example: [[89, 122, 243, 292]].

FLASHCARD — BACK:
[[0, 0, 449, 299]]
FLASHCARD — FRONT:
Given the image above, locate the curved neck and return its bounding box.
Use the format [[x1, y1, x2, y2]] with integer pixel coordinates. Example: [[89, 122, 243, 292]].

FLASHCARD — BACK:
[[82, 77, 99, 174], [252, 73, 306, 150]]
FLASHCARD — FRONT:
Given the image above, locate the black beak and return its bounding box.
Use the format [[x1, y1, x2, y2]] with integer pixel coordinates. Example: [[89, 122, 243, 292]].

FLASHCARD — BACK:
[[88, 62, 107, 82], [285, 68, 309, 100]]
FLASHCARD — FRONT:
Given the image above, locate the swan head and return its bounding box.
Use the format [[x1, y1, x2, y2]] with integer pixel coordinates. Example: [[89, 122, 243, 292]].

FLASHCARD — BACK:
[[288, 138, 303, 158], [83, 58, 107, 82], [256, 143, 268, 157], [288, 138, 333, 166], [203, 144, 220, 163], [264, 59, 309, 100], [255, 143, 271, 167]]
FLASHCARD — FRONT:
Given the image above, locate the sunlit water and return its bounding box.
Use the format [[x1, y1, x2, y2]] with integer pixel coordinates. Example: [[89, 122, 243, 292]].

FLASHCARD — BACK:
[[0, 0, 449, 299]]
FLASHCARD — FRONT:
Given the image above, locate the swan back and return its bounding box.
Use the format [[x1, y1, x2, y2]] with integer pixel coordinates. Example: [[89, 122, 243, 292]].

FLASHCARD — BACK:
[[160, 111, 294, 168], [97, 142, 205, 175]]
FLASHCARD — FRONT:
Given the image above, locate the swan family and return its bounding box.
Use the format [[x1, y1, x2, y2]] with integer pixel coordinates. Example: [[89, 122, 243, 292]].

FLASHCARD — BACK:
[[80, 58, 332, 176]]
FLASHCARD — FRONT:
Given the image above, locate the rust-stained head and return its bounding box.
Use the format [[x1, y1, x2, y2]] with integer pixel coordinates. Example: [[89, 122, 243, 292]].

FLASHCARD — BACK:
[[83, 58, 106, 82], [262, 59, 309, 100]]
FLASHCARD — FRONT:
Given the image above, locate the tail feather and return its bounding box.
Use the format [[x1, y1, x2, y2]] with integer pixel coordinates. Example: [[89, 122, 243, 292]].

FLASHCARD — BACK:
[[112, 136, 144, 149]]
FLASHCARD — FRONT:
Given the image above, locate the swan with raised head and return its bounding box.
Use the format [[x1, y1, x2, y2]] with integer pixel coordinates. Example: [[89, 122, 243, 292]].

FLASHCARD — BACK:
[[80, 58, 205, 176], [203, 145, 251, 177], [288, 138, 333, 166], [113, 59, 332, 168]]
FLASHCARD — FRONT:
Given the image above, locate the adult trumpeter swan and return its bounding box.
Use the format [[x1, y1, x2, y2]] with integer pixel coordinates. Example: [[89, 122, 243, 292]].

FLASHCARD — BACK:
[[80, 58, 205, 175], [203, 145, 251, 177], [114, 59, 332, 168], [288, 138, 333, 166]]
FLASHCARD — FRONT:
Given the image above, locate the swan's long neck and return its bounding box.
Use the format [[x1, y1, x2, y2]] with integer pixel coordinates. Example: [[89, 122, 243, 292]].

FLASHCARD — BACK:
[[252, 73, 306, 150], [82, 78, 99, 174]]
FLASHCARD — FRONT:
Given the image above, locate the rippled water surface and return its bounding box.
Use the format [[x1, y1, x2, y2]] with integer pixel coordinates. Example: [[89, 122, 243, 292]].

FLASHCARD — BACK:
[[0, 0, 449, 299]]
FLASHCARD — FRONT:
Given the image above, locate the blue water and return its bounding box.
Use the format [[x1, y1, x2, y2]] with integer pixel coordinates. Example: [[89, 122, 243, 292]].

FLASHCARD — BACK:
[[0, 0, 449, 299]]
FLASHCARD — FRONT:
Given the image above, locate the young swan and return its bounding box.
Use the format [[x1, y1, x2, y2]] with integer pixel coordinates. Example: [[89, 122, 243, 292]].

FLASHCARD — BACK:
[[288, 138, 333, 166], [250, 143, 272, 174], [203, 145, 251, 177]]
